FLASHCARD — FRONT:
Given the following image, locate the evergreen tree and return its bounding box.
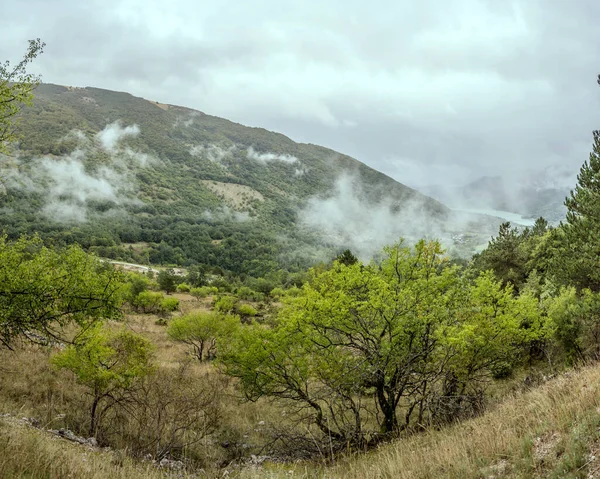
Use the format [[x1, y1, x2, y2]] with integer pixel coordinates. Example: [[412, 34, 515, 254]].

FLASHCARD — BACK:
[[562, 86, 600, 291]]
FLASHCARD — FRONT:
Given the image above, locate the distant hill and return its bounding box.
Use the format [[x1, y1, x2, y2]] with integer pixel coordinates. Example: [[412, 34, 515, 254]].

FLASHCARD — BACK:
[[421, 175, 569, 224], [1, 84, 495, 275]]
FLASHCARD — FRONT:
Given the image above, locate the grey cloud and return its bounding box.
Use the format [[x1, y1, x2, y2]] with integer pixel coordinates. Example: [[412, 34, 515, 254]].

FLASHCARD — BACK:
[[2, 0, 600, 191]]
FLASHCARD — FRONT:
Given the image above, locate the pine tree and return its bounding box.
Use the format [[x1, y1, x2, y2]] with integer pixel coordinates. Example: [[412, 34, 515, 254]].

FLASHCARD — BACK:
[[562, 82, 600, 290]]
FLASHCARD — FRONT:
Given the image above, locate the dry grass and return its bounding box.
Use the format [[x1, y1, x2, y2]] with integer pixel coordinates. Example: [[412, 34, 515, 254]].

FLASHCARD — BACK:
[[240, 364, 600, 478], [0, 416, 166, 479], [200, 180, 264, 210]]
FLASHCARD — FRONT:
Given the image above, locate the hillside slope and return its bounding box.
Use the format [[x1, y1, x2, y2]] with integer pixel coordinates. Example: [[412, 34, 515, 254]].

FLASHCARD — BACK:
[[1, 84, 492, 274], [249, 364, 600, 478]]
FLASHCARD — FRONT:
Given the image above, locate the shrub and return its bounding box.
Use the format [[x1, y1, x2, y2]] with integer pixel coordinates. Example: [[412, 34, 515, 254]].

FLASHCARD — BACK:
[[133, 291, 164, 314], [270, 287, 285, 300], [167, 312, 240, 361], [236, 303, 257, 318], [176, 283, 191, 293], [160, 297, 180, 313], [213, 295, 236, 313]]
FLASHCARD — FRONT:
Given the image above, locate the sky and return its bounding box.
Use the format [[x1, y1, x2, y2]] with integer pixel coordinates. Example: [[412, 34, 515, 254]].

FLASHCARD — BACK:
[[2, 0, 600, 188]]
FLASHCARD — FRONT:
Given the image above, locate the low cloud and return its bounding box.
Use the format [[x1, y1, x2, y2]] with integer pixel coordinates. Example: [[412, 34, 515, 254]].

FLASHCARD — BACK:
[[96, 121, 140, 152], [4, 121, 151, 223], [247, 147, 298, 164], [190, 144, 235, 163], [300, 174, 501, 260]]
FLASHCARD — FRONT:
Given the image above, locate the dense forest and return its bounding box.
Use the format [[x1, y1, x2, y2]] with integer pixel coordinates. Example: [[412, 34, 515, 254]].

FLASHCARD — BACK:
[[4, 41, 600, 478]]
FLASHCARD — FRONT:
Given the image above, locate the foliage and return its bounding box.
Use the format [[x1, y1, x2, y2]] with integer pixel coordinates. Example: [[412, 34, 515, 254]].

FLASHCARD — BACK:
[[213, 295, 237, 313], [235, 303, 258, 318], [219, 240, 542, 448], [159, 296, 179, 313], [190, 286, 218, 299], [0, 39, 44, 152], [0, 235, 124, 348], [176, 282, 190, 292], [157, 268, 178, 294], [167, 312, 239, 361], [546, 287, 600, 362], [132, 291, 165, 314], [471, 219, 550, 294], [53, 324, 154, 436], [561, 126, 600, 291]]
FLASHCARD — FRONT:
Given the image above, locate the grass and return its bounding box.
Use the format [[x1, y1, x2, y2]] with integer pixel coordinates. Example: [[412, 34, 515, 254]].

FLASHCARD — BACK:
[[5, 304, 600, 478], [0, 416, 165, 479], [238, 364, 600, 478]]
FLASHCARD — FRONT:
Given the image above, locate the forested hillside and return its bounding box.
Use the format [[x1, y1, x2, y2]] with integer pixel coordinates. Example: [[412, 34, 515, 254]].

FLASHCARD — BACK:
[[1, 84, 499, 276]]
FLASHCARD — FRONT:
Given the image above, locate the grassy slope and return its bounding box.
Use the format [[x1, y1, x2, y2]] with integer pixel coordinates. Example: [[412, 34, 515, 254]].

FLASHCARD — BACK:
[[4, 317, 600, 479], [248, 364, 600, 479]]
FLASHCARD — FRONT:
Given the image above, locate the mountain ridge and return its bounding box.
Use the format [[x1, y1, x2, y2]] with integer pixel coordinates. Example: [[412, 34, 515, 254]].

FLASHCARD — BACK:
[[1, 83, 495, 274]]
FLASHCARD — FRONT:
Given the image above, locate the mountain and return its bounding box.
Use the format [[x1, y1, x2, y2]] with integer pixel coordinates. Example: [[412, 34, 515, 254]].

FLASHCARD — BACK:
[[421, 174, 570, 224], [1, 84, 495, 276]]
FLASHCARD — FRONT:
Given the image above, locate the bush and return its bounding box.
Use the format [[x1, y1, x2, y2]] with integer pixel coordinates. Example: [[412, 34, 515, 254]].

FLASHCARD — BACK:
[[190, 286, 218, 300], [160, 297, 180, 312], [213, 295, 236, 313], [134, 291, 165, 314], [167, 312, 240, 361], [236, 303, 257, 318], [270, 287, 285, 300], [176, 283, 191, 293]]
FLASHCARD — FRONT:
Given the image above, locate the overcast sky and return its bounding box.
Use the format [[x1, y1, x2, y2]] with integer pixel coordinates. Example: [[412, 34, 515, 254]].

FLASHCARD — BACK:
[[2, 0, 600, 188]]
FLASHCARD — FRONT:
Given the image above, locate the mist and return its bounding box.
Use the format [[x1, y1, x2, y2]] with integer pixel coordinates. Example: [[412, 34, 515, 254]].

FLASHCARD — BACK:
[[5, 122, 152, 223], [300, 174, 451, 260], [247, 147, 298, 164]]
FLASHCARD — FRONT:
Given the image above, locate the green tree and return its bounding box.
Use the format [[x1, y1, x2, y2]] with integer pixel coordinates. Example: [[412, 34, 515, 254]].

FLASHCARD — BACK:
[[157, 268, 177, 294], [220, 240, 538, 447], [53, 324, 154, 437], [336, 249, 358, 266], [1, 39, 44, 152], [561, 113, 600, 290], [0, 236, 124, 348], [167, 311, 239, 361]]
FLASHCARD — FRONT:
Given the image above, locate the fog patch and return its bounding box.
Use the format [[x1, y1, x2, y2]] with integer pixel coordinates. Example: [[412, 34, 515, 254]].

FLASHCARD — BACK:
[[247, 147, 298, 164], [300, 174, 453, 260], [190, 144, 235, 163], [96, 121, 140, 152]]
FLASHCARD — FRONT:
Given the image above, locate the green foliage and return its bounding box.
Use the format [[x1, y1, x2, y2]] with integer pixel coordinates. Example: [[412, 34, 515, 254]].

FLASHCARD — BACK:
[[213, 295, 236, 313], [167, 311, 239, 361], [176, 282, 191, 293], [546, 287, 600, 362], [269, 287, 285, 300], [336, 249, 358, 266], [0, 235, 124, 348], [560, 128, 600, 291], [157, 268, 178, 294], [190, 286, 218, 299], [125, 273, 150, 303], [0, 39, 44, 152], [219, 240, 542, 446], [133, 291, 164, 314], [235, 303, 257, 318], [160, 296, 180, 313], [53, 324, 154, 436], [471, 220, 550, 294]]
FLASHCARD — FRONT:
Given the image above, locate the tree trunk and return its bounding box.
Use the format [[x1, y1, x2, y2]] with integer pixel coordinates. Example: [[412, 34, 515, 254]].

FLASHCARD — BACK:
[[90, 394, 101, 437]]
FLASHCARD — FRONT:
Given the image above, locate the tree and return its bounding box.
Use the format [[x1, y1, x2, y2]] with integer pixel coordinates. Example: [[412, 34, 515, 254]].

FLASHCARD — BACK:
[[53, 324, 155, 437], [0, 235, 124, 349], [157, 268, 177, 294], [1, 39, 45, 152], [336, 249, 358, 266], [219, 240, 539, 449], [167, 311, 239, 361], [561, 105, 600, 290]]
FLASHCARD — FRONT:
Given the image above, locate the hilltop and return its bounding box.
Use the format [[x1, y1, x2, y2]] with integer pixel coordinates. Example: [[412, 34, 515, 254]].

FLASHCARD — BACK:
[[1, 84, 497, 275]]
